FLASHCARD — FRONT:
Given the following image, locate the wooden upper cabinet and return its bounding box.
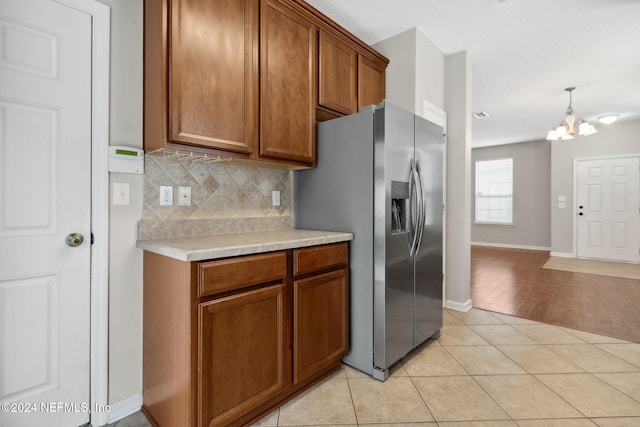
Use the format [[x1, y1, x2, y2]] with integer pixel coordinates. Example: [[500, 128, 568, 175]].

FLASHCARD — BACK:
[[260, 0, 317, 164], [144, 0, 386, 167], [169, 0, 259, 154], [318, 31, 357, 115], [358, 54, 386, 109]]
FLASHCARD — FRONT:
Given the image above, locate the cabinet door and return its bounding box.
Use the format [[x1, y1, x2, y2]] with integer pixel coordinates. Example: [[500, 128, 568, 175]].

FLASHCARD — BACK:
[[293, 269, 348, 384], [358, 54, 386, 109], [260, 0, 317, 163], [169, 0, 258, 154], [318, 30, 357, 115], [199, 284, 288, 427]]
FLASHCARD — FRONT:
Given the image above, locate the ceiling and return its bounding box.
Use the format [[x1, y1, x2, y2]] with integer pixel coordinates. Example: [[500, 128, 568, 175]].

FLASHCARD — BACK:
[[305, 0, 640, 147]]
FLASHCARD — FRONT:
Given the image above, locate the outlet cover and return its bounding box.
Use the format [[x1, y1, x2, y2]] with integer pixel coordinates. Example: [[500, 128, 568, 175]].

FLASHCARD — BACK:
[[272, 190, 281, 207], [159, 185, 173, 206]]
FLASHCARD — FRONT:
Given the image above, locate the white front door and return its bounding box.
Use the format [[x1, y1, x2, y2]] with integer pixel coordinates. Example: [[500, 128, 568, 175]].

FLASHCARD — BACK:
[[576, 156, 640, 263], [0, 0, 92, 426]]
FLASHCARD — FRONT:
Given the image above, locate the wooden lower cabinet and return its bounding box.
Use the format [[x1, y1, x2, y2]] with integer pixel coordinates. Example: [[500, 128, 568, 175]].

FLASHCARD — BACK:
[[142, 242, 349, 427], [199, 284, 289, 426], [293, 269, 348, 384]]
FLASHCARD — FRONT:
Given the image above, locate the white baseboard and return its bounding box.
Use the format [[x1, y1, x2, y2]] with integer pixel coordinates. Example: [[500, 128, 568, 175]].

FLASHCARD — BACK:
[[471, 242, 551, 251], [550, 251, 574, 258], [107, 393, 142, 424], [445, 299, 472, 312]]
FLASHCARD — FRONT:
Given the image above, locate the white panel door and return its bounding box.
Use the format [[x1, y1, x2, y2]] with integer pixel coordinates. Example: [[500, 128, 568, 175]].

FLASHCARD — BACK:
[[576, 157, 640, 263], [0, 0, 92, 426]]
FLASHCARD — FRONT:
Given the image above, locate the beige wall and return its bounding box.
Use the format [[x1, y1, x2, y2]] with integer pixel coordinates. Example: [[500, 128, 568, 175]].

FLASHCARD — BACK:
[[472, 140, 551, 249], [550, 118, 640, 255]]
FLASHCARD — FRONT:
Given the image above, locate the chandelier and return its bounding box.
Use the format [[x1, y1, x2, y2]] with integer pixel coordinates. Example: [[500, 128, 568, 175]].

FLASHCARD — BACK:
[[546, 87, 597, 141]]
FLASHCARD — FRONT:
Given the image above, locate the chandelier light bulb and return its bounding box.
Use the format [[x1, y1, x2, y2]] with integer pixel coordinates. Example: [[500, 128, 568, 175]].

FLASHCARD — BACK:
[[579, 122, 598, 136], [564, 114, 577, 135], [546, 87, 597, 141]]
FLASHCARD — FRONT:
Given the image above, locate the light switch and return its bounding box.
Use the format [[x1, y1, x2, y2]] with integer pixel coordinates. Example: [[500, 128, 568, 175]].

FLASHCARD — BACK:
[[272, 190, 281, 207], [178, 186, 192, 206], [558, 195, 567, 202], [113, 182, 130, 206], [558, 202, 567, 209]]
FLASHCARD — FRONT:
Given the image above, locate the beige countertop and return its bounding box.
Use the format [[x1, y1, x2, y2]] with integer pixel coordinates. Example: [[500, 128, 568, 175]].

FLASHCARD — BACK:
[[136, 229, 353, 262]]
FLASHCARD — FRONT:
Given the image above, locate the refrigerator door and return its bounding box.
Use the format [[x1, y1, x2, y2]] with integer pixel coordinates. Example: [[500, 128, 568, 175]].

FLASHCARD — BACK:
[[413, 115, 444, 346], [373, 102, 416, 377]]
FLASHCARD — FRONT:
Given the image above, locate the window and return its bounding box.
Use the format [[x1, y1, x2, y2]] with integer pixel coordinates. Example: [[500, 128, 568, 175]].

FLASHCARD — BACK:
[[475, 158, 513, 224]]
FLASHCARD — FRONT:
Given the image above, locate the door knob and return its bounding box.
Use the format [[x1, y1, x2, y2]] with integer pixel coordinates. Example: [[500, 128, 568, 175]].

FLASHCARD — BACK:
[[65, 233, 84, 247]]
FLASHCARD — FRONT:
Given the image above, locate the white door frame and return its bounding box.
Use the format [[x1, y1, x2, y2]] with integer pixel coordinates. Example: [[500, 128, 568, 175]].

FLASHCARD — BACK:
[[572, 152, 640, 261], [53, 0, 110, 425]]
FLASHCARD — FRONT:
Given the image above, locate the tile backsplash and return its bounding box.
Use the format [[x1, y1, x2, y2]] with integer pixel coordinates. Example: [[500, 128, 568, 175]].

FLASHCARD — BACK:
[[143, 156, 292, 222]]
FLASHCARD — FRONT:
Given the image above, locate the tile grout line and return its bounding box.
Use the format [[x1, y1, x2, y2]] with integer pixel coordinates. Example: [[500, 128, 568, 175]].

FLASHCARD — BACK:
[[404, 362, 438, 424], [444, 309, 606, 422], [343, 370, 360, 427]]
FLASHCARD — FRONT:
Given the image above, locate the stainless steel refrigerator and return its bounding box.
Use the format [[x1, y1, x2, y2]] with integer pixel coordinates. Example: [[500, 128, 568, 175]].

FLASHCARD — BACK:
[[295, 101, 444, 380]]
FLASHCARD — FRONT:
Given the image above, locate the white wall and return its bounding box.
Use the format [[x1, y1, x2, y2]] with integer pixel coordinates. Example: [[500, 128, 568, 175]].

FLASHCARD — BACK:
[[373, 28, 445, 115], [414, 30, 445, 113], [444, 52, 473, 311], [551, 118, 640, 255], [96, 0, 144, 405], [373, 29, 417, 113], [375, 30, 473, 311], [472, 140, 551, 249]]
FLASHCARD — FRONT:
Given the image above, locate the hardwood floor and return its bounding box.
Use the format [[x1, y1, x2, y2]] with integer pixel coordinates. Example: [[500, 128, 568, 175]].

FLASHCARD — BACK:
[[471, 245, 640, 343]]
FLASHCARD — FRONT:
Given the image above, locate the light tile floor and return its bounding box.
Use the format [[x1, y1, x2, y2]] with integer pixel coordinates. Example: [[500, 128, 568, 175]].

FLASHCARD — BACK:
[[111, 308, 640, 427], [542, 256, 640, 280]]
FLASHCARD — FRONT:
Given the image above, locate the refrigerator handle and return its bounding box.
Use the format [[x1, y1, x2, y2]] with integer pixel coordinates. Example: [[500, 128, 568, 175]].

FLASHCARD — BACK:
[[414, 162, 426, 256], [409, 159, 421, 256]]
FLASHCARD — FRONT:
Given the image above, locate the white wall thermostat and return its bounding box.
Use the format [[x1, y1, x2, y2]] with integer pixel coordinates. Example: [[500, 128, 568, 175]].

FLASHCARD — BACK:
[[108, 146, 144, 174]]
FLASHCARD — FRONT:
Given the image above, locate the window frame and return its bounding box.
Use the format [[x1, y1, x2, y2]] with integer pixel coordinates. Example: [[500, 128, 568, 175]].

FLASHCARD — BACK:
[[474, 157, 514, 226]]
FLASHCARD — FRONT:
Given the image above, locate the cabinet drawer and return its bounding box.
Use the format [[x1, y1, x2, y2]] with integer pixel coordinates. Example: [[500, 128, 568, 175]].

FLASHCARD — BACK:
[[198, 251, 287, 298], [293, 242, 348, 276]]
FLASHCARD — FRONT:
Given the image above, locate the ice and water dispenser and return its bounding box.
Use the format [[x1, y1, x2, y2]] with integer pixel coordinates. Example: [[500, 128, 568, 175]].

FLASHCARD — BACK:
[[391, 181, 409, 233]]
